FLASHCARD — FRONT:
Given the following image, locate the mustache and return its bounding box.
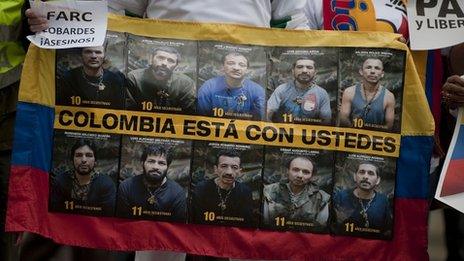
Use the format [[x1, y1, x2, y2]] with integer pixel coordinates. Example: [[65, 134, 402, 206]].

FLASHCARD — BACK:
[[360, 180, 371, 185], [148, 169, 162, 175]]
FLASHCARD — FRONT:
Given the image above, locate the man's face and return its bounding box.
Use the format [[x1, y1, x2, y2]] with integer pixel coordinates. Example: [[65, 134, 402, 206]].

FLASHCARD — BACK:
[[293, 59, 316, 85], [223, 54, 248, 81], [73, 145, 96, 176], [359, 59, 384, 84], [151, 50, 178, 81], [287, 157, 313, 188], [354, 163, 380, 191], [143, 154, 168, 182], [82, 46, 105, 70], [214, 155, 241, 187]]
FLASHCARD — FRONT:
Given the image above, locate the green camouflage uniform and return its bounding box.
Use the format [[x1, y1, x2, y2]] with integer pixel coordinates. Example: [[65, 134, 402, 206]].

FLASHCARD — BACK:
[[263, 182, 330, 227]]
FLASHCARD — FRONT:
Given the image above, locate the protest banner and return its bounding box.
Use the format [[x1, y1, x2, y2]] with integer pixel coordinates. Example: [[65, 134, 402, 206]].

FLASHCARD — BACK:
[[6, 14, 434, 260], [407, 0, 464, 50], [27, 0, 108, 49], [435, 107, 464, 214]]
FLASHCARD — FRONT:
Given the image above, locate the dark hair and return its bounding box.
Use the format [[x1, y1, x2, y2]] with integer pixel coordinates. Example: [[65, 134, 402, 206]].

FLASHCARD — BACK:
[[356, 161, 380, 177], [152, 46, 181, 65], [70, 139, 97, 161], [222, 52, 249, 67], [214, 149, 241, 166], [292, 56, 316, 69], [141, 144, 172, 166], [284, 156, 317, 175]]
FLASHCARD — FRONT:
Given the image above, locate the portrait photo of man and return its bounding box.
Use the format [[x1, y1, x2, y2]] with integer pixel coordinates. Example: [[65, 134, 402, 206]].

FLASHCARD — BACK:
[[50, 139, 117, 216], [197, 51, 265, 120], [56, 45, 126, 109], [127, 45, 196, 112], [190, 149, 255, 227], [333, 160, 393, 238], [339, 57, 396, 130], [267, 56, 331, 124], [262, 155, 330, 231], [116, 144, 187, 222]]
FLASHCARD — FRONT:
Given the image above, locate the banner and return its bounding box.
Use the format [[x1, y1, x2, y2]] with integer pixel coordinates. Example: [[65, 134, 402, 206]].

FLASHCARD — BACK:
[[27, 0, 108, 49], [6, 14, 435, 260], [435, 107, 464, 213], [407, 0, 464, 50]]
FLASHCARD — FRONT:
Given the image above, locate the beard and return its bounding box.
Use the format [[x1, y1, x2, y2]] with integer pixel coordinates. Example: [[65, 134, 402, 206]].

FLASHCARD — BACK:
[[143, 168, 167, 184], [75, 165, 93, 176], [295, 74, 313, 85], [152, 65, 173, 81]]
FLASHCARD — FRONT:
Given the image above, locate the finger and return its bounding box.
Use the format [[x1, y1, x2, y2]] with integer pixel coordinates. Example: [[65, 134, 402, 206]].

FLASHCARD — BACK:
[[28, 16, 48, 26], [30, 24, 48, 33], [447, 94, 464, 103], [448, 101, 464, 108], [398, 36, 407, 44], [446, 75, 464, 85], [25, 8, 43, 19], [443, 83, 464, 95]]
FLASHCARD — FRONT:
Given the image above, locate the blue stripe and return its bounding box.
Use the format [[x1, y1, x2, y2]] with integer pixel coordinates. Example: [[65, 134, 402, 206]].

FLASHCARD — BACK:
[[452, 125, 464, 159], [11, 102, 54, 172], [396, 136, 434, 199], [424, 50, 434, 107]]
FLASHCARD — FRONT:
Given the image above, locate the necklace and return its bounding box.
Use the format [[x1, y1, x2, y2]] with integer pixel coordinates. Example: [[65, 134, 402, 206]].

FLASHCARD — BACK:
[[82, 69, 106, 91], [147, 188, 157, 205], [361, 84, 380, 119], [358, 193, 375, 227], [293, 80, 315, 105], [216, 185, 233, 211]]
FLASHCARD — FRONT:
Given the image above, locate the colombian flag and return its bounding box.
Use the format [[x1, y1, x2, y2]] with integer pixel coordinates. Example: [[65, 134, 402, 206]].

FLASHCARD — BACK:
[[6, 15, 435, 260], [440, 113, 464, 197]]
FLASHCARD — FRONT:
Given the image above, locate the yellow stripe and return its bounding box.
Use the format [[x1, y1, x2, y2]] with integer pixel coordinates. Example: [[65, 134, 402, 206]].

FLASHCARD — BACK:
[[19, 15, 434, 136], [402, 51, 435, 136], [18, 45, 55, 107], [54, 106, 401, 157]]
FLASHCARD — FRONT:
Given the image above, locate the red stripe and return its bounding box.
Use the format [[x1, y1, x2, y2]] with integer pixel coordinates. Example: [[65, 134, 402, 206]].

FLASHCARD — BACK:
[[431, 50, 443, 140], [6, 166, 428, 260], [440, 159, 464, 196]]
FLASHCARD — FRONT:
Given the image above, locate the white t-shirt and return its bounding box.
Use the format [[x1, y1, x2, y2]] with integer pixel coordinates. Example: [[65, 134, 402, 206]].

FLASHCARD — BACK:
[[108, 0, 309, 29]]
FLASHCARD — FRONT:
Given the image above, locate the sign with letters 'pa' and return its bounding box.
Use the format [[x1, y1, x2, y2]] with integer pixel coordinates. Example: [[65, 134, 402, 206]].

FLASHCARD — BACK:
[[27, 0, 107, 49], [407, 0, 464, 50], [6, 15, 435, 260]]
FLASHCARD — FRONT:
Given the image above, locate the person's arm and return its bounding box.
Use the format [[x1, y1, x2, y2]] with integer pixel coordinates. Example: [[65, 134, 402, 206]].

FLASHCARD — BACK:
[[339, 87, 354, 127], [116, 181, 132, 217], [319, 90, 332, 124], [266, 86, 283, 121], [316, 201, 329, 226], [99, 177, 116, 215], [252, 84, 266, 120], [384, 90, 396, 130], [179, 77, 197, 112], [171, 189, 187, 221], [107, 0, 148, 17], [303, 0, 323, 29], [270, 0, 309, 29], [196, 82, 212, 116]]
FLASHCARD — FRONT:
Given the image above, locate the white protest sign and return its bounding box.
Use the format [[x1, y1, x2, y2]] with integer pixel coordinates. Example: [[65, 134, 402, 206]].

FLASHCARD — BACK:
[[407, 0, 464, 50], [27, 0, 108, 49]]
